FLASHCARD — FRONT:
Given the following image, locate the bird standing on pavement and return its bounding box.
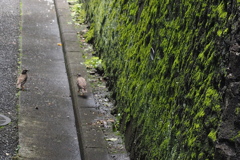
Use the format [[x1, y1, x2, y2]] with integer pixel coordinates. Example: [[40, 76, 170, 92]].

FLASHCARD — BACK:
[[77, 74, 87, 95], [16, 69, 28, 90]]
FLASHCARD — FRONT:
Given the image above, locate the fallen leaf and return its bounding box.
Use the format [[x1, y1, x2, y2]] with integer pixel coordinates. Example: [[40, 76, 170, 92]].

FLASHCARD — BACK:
[[57, 43, 62, 46], [106, 138, 118, 141], [107, 119, 115, 122]]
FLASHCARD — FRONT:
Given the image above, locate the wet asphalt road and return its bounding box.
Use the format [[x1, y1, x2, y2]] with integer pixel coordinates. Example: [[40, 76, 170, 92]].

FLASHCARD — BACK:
[[0, 0, 20, 159]]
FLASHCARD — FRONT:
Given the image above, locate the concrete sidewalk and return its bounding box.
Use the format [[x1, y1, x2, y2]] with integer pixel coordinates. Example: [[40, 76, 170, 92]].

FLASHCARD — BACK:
[[18, 0, 81, 159], [18, 0, 110, 159]]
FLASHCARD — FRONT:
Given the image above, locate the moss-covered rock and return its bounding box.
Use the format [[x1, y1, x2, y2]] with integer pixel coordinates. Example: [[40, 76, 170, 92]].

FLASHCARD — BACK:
[[84, 0, 240, 159]]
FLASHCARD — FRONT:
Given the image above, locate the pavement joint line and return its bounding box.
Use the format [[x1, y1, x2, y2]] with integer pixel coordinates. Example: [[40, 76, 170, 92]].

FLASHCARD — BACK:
[[54, 0, 111, 159]]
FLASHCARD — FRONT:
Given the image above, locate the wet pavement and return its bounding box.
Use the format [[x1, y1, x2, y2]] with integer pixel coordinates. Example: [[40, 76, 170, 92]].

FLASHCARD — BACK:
[[0, 0, 20, 159], [17, 0, 113, 159], [18, 0, 80, 159]]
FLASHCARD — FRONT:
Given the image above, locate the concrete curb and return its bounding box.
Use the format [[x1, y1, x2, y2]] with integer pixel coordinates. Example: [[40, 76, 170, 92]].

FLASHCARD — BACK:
[[54, 0, 111, 160]]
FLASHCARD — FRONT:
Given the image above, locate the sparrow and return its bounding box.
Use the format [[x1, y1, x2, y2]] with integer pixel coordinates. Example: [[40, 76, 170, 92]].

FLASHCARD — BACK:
[[77, 74, 87, 95], [16, 69, 28, 90]]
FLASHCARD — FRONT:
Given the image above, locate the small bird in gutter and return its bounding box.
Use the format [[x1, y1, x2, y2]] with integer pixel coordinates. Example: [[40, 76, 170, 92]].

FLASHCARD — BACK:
[[16, 69, 28, 90], [77, 74, 87, 95]]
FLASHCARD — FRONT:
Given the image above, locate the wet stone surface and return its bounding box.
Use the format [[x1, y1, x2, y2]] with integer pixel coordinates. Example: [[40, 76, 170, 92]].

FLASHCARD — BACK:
[[91, 79, 130, 160], [73, 23, 130, 159], [67, 1, 131, 158]]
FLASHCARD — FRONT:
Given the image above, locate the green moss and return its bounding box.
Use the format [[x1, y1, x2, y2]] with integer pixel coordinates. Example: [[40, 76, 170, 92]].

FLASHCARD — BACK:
[[84, 56, 102, 68], [208, 130, 217, 142], [231, 131, 240, 141], [84, 0, 234, 159], [216, 2, 228, 19], [235, 107, 240, 115], [84, 25, 95, 43], [70, 3, 86, 24]]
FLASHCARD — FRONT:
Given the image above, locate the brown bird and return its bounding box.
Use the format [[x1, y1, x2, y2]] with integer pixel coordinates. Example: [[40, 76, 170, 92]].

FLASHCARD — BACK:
[[16, 69, 28, 90], [77, 74, 87, 95]]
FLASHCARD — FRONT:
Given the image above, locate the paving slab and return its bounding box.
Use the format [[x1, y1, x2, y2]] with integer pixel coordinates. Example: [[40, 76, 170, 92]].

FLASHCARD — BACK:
[[18, 0, 81, 159], [18, 0, 112, 159]]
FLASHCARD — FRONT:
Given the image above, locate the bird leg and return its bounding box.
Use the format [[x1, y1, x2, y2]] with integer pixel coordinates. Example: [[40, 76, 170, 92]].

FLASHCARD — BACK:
[[80, 89, 84, 95]]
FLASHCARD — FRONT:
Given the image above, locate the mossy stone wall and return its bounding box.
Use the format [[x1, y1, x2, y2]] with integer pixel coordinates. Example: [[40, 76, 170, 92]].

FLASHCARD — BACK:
[[84, 0, 240, 159]]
